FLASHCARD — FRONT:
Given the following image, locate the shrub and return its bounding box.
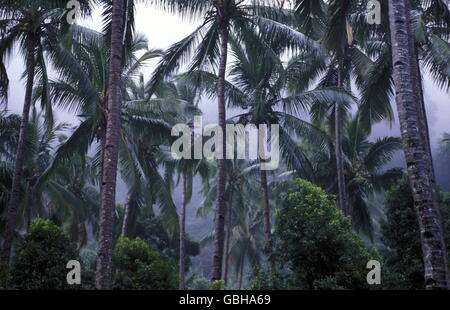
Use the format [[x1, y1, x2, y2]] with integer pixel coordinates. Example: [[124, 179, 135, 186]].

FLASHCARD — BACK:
[[11, 219, 78, 290], [249, 265, 298, 290], [273, 179, 378, 290], [113, 237, 177, 290]]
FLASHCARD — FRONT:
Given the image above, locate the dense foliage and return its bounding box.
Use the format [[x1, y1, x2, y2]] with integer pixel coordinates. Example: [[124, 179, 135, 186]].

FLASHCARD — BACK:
[[10, 219, 78, 290], [269, 179, 378, 289], [113, 237, 178, 290], [381, 175, 450, 289]]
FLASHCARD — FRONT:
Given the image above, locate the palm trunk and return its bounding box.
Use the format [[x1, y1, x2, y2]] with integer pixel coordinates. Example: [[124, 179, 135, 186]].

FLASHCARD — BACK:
[[120, 194, 132, 238], [238, 253, 245, 290], [179, 174, 188, 290], [223, 186, 234, 286], [212, 20, 229, 281], [260, 169, 275, 273], [410, 33, 434, 169], [388, 0, 449, 289], [95, 0, 126, 290], [335, 64, 349, 216], [1, 37, 36, 264]]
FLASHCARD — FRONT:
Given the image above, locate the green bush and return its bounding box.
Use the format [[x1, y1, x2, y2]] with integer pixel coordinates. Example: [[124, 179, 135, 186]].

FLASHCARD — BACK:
[[11, 219, 79, 290], [250, 265, 298, 290], [113, 237, 177, 290], [272, 179, 378, 290], [381, 175, 450, 289]]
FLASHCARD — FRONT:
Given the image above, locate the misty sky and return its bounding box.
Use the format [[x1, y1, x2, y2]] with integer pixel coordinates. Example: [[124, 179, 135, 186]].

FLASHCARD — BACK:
[[4, 3, 450, 145]]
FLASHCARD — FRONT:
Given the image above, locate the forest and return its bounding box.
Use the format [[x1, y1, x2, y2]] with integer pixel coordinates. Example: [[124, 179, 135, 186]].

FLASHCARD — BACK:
[[0, 0, 449, 290]]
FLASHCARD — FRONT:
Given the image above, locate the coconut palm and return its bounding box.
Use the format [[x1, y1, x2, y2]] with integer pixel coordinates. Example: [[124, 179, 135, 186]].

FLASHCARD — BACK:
[[182, 32, 355, 272], [290, 111, 403, 235], [388, 0, 449, 289], [0, 0, 93, 264], [95, 0, 127, 289], [1, 109, 100, 247], [118, 75, 183, 239], [197, 158, 261, 285], [228, 193, 264, 290], [47, 31, 181, 233], [150, 0, 317, 280], [155, 81, 205, 290], [38, 23, 172, 288]]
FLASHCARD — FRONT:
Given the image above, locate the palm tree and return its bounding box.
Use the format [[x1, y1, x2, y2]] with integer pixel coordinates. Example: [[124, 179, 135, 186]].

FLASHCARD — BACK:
[[388, 0, 449, 289], [119, 78, 203, 289], [119, 75, 181, 239], [150, 0, 242, 281], [164, 82, 202, 290], [1, 109, 100, 247], [229, 196, 264, 290], [95, 0, 128, 289], [289, 111, 403, 235], [197, 158, 260, 286], [41, 21, 166, 288], [150, 0, 316, 280], [0, 0, 92, 264], [197, 158, 262, 288], [183, 33, 355, 273]]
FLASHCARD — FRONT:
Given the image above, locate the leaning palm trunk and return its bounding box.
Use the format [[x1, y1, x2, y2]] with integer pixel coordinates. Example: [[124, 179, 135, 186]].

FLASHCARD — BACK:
[[388, 0, 449, 289], [1, 37, 36, 264], [179, 174, 188, 290], [223, 187, 234, 286], [260, 168, 275, 273], [335, 65, 349, 216], [96, 0, 126, 290], [410, 35, 433, 167], [212, 21, 229, 281], [120, 194, 132, 237]]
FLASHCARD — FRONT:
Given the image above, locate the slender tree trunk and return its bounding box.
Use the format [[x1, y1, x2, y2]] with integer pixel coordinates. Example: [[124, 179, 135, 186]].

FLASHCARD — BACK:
[[95, 0, 126, 290], [260, 169, 275, 273], [120, 194, 132, 238], [212, 20, 229, 281], [388, 0, 449, 289], [179, 174, 188, 290], [335, 64, 349, 216], [238, 254, 245, 290], [223, 187, 234, 286], [1, 37, 36, 264]]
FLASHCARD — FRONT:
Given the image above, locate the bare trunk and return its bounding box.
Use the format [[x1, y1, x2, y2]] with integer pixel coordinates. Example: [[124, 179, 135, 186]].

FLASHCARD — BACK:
[[260, 169, 275, 273], [238, 254, 245, 290], [120, 194, 132, 238], [335, 65, 349, 216], [212, 21, 229, 281], [1, 37, 36, 264], [409, 30, 434, 170], [95, 0, 126, 290], [179, 174, 188, 290], [223, 187, 234, 286], [388, 0, 449, 289]]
